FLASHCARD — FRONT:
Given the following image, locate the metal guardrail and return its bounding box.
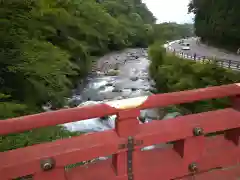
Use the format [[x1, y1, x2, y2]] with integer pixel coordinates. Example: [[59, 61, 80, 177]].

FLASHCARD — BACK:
[[167, 45, 240, 71]]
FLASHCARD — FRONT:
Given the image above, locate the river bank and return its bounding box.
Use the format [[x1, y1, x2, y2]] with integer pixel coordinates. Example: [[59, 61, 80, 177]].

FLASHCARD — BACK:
[[1, 48, 165, 153], [149, 42, 240, 114], [63, 48, 179, 156], [64, 48, 161, 133]]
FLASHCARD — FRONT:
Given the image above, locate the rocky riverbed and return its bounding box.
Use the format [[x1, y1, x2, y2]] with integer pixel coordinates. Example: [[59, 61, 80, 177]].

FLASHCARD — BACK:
[[64, 48, 157, 132], [63, 48, 180, 135], [49, 48, 182, 163]]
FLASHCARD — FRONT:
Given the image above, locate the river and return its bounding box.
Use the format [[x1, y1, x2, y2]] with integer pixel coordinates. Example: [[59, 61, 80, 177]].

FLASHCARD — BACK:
[[63, 48, 162, 133], [62, 48, 181, 133]]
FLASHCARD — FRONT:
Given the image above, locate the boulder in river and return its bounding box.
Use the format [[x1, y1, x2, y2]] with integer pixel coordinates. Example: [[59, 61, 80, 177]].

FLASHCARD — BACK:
[[112, 87, 122, 93], [130, 77, 139, 81], [140, 108, 160, 121], [99, 86, 106, 90], [106, 82, 114, 86], [162, 112, 182, 120], [131, 88, 137, 91], [105, 69, 120, 76]]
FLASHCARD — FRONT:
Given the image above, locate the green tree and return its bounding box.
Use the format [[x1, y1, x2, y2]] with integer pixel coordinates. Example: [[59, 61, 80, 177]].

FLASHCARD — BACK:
[[0, 0, 155, 118], [148, 42, 240, 114], [0, 0, 155, 153], [153, 23, 194, 42], [189, 0, 240, 50]]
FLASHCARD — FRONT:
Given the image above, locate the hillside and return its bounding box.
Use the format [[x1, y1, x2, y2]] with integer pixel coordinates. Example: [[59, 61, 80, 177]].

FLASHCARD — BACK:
[[0, 0, 155, 119], [0, 0, 196, 152], [153, 23, 194, 42]]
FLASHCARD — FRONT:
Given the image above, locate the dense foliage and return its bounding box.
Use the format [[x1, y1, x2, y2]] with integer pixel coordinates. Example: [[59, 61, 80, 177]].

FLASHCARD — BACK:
[[149, 43, 240, 114], [153, 23, 194, 43], [0, 0, 155, 152], [189, 0, 240, 50], [0, 0, 155, 119]]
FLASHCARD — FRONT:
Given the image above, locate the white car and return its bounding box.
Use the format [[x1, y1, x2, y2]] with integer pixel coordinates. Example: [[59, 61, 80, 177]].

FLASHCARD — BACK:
[[181, 43, 190, 50]]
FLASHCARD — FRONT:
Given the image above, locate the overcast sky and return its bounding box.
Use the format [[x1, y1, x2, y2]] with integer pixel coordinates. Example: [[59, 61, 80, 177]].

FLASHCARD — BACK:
[[142, 0, 194, 24]]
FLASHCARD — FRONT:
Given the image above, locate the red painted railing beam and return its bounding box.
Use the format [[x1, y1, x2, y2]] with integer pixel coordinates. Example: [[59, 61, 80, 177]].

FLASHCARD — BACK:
[[65, 108, 240, 180], [0, 130, 123, 179], [129, 135, 240, 180], [65, 135, 240, 180], [0, 104, 117, 135], [1, 108, 240, 179], [196, 135, 240, 171], [1, 84, 240, 180], [1, 84, 240, 136], [135, 108, 240, 148], [34, 168, 67, 180], [141, 83, 240, 109], [66, 159, 127, 180], [179, 165, 240, 180]]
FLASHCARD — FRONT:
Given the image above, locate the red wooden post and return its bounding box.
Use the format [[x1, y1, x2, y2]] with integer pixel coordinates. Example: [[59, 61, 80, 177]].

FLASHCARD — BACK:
[[225, 95, 240, 145], [112, 109, 140, 176], [174, 131, 205, 173], [115, 109, 140, 138], [231, 95, 240, 110]]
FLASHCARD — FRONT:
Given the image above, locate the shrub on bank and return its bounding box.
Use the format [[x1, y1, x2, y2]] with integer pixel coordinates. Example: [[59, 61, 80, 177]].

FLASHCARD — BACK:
[[0, 126, 81, 152], [148, 42, 240, 114]]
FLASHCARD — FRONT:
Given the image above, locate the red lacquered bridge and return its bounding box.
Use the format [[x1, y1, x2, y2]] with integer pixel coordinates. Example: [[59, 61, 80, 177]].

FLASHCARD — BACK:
[[1, 84, 240, 180]]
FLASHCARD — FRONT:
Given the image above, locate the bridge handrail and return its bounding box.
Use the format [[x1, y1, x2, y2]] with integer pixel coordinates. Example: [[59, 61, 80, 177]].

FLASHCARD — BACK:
[[1, 84, 240, 135], [1, 83, 240, 180]]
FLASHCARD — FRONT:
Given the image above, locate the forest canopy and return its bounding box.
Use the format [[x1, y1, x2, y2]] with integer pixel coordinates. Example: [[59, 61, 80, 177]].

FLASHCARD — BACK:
[[153, 22, 194, 42], [0, 0, 155, 118], [0, 0, 205, 152], [189, 0, 240, 50]]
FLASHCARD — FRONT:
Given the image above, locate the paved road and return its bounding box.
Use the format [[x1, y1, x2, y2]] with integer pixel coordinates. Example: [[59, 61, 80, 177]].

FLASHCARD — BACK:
[[169, 38, 240, 62]]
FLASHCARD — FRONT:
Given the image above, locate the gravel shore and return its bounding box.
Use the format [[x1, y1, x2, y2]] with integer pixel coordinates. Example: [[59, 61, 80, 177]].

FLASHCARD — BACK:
[[92, 48, 148, 73]]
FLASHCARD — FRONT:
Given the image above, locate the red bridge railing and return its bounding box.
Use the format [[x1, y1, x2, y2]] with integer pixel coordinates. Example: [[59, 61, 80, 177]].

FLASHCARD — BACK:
[[1, 83, 240, 180]]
